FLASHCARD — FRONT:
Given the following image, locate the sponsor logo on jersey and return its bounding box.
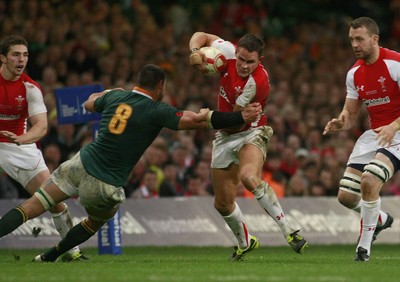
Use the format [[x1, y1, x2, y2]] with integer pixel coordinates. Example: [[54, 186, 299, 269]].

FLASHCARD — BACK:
[[219, 86, 230, 104], [0, 113, 20, 120], [356, 85, 364, 92], [363, 96, 390, 107]]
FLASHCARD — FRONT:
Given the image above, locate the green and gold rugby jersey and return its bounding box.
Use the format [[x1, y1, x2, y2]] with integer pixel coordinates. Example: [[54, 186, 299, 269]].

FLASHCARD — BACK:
[[80, 89, 182, 186]]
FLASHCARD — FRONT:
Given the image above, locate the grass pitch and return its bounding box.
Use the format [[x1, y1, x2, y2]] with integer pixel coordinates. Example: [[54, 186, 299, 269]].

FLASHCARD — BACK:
[[1, 244, 400, 282]]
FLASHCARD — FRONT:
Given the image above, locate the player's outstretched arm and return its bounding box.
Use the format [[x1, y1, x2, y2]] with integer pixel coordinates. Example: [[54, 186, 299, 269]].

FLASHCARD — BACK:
[[178, 102, 261, 130]]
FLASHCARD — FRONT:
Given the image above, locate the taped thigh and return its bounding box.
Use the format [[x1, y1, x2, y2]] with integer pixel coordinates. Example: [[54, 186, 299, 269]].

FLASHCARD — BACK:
[[363, 159, 394, 183], [339, 172, 361, 195], [34, 188, 56, 210]]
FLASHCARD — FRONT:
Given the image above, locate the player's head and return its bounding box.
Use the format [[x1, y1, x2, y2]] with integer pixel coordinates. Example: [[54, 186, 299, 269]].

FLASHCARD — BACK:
[[348, 17, 379, 62], [235, 34, 265, 78], [0, 35, 28, 57], [137, 64, 166, 101], [0, 35, 29, 79]]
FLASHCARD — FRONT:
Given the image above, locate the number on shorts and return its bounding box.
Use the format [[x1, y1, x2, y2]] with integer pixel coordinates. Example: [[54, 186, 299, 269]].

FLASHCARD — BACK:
[[108, 103, 133, 134]]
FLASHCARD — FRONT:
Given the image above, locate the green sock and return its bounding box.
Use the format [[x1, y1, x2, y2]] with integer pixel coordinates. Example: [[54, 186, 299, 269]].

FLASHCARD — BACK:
[[0, 208, 26, 238], [43, 221, 95, 261]]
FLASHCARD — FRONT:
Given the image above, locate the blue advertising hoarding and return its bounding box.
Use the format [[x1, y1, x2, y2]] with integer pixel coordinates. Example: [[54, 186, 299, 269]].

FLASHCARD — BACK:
[[55, 84, 103, 124]]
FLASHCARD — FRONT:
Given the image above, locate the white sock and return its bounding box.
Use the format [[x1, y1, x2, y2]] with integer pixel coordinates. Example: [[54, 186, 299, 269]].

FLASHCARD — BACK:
[[52, 203, 81, 255], [253, 182, 294, 237], [223, 202, 250, 249], [353, 200, 387, 227], [358, 198, 380, 255]]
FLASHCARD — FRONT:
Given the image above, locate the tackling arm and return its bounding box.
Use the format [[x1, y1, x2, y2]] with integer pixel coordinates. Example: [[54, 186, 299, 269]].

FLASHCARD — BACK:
[[177, 103, 261, 130]]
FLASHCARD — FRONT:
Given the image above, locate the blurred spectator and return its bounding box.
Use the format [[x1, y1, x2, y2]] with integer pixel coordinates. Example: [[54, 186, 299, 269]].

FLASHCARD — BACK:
[[310, 181, 327, 197], [193, 159, 213, 195], [130, 169, 159, 199], [143, 143, 166, 189], [43, 143, 62, 173], [184, 173, 211, 197], [123, 157, 147, 198], [169, 143, 191, 189], [287, 173, 309, 196], [159, 163, 181, 197], [42, 124, 81, 162]]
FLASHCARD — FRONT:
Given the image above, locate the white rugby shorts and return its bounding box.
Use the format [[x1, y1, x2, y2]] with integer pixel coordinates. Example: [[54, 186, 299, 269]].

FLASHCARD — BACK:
[[211, 126, 273, 169], [347, 129, 400, 165], [0, 142, 48, 187], [51, 152, 125, 211]]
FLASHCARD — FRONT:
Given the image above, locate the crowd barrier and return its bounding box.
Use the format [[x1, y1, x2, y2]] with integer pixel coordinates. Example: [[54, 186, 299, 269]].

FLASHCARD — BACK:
[[0, 197, 399, 250]]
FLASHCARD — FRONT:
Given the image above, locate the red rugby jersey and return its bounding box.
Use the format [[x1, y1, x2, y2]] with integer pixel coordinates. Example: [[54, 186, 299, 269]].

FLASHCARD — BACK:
[[0, 72, 43, 142], [346, 47, 400, 129]]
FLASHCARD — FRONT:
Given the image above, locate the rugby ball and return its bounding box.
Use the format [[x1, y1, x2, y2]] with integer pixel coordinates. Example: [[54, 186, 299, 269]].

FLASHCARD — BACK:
[[200, 46, 227, 74]]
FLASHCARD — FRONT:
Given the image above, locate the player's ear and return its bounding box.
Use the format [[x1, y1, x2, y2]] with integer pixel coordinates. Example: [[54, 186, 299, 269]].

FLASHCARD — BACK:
[[0, 54, 6, 64], [157, 80, 164, 90], [156, 80, 165, 95], [258, 55, 264, 63], [372, 34, 379, 46]]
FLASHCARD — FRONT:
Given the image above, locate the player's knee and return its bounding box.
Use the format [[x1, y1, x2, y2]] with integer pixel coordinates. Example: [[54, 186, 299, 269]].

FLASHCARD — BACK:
[[337, 192, 356, 209], [239, 172, 260, 190], [49, 202, 68, 214]]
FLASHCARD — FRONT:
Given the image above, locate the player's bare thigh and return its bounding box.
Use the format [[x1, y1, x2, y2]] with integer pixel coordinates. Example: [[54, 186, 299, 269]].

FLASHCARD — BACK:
[[25, 170, 67, 214], [20, 177, 70, 219], [24, 169, 50, 195], [238, 144, 264, 190]]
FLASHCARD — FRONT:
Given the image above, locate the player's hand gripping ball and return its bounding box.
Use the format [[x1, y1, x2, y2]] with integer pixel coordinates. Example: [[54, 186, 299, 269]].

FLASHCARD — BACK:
[[190, 47, 227, 75]]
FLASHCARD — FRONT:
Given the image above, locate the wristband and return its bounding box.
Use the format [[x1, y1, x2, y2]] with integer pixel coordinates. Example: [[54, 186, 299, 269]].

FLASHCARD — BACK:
[[207, 111, 245, 129], [190, 47, 200, 53]]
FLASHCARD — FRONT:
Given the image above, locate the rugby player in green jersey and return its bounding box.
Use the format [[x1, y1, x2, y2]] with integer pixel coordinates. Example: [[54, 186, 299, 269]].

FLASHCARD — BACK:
[[0, 64, 262, 262]]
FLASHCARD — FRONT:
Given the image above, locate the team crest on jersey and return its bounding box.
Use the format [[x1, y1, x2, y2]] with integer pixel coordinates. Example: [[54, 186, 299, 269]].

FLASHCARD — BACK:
[[15, 95, 25, 110], [234, 86, 242, 100], [378, 76, 387, 92]]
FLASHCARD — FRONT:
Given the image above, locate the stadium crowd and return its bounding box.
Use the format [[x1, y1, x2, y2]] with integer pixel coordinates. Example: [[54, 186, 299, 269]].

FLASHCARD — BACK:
[[1, 0, 400, 199]]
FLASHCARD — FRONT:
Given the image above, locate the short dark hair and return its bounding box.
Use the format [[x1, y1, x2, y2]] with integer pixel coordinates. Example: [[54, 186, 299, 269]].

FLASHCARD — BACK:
[[0, 35, 28, 56], [349, 17, 379, 36], [137, 64, 166, 90], [237, 34, 265, 58]]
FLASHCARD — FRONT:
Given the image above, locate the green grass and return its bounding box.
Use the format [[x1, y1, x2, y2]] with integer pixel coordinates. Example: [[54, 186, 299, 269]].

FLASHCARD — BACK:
[[1, 244, 400, 282]]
